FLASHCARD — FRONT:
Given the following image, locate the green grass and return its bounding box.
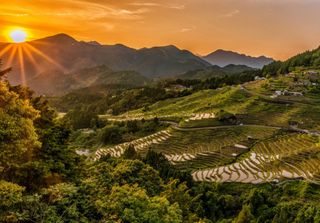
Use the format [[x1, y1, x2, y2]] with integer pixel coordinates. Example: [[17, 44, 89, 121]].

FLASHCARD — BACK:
[[127, 86, 252, 117], [121, 82, 320, 130]]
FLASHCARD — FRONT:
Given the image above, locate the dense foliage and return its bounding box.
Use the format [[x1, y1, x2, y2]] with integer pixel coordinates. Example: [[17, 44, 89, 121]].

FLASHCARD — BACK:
[[0, 81, 81, 192], [2, 64, 320, 222], [177, 64, 255, 80], [69, 118, 168, 152], [52, 68, 261, 119], [263, 46, 320, 75], [52, 85, 191, 116], [167, 69, 261, 91]]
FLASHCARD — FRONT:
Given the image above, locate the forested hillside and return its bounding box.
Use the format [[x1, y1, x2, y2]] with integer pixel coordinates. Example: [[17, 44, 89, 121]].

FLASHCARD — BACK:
[[28, 65, 150, 95], [263, 46, 320, 75], [50, 67, 262, 117], [0, 34, 210, 86], [2, 0, 320, 221], [176, 64, 254, 80], [2, 63, 320, 222]]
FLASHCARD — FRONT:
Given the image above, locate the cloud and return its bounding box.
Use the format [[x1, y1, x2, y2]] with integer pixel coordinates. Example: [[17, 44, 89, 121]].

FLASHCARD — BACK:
[[130, 2, 161, 6], [129, 2, 185, 10], [180, 28, 192, 32], [179, 26, 196, 33], [169, 5, 185, 10], [55, 1, 150, 20], [0, 0, 150, 20], [0, 13, 29, 17], [220, 9, 240, 18]]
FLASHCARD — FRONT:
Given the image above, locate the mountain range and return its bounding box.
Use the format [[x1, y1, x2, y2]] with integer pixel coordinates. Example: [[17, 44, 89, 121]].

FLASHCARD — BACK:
[[0, 34, 209, 85], [0, 33, 274, 93], [203, 49, 273, 68], [177, 64, 255, 80]]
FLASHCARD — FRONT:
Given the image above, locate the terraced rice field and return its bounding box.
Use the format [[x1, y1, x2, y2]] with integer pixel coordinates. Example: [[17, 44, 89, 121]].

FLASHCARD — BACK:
[[150, 126, 278, 171], [180, 113, 219, 128], [92, 112, 320, 184], [192, 133, 320, 184], [186, 113, 216, 121], [92, 129, 172, 161]]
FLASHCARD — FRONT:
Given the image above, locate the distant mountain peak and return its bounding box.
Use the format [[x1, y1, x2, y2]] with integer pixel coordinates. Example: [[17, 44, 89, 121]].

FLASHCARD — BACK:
[[40, 33, 78, 44], [203, 49, 273, 68], [214, 49, 229, 53], [85, 41, 101, 46], [223, 64, 252, 69], [140, 45, 180, 51], [3, 33, 210, 87], [163, 45, 179, 50]]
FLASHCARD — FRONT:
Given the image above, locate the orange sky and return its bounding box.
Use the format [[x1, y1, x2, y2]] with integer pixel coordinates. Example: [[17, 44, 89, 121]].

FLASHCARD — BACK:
[[0, 0, 320, 60]]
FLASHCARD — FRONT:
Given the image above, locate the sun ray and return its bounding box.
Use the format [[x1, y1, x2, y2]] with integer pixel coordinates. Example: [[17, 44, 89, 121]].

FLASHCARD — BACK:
[[17, 45, 26, 85], [4, 44, 18, 68], [25, 43, 65, 71], [22, 44, 40, 73], [0, 44, 13, 57]]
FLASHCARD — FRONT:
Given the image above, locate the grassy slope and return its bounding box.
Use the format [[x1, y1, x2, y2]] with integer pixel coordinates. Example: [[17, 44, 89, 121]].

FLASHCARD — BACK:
[[128, 86, 250, 116], [126, 82, 320, 130]]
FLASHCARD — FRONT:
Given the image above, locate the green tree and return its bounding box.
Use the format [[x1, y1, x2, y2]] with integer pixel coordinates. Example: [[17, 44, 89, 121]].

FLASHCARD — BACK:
[[98, 125, 122, 144], [111, 159, 162, 196], [294, 205, 317, 223], [63, 106, 98, 130], [38, 123, 81, 185], [0, 82, 40, 182], [234, 204, 254, 223], [97, 184, 183, 223], [123, 144, 140, 160], [272, 202, 300, 223], [162, 180, 203, 222], [0, 180, 25, 222]]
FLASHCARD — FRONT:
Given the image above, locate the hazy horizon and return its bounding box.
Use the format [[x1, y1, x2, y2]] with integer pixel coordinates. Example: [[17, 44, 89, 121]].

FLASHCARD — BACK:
[[1, 0, 320, 60], [0, 32, 278, 60]]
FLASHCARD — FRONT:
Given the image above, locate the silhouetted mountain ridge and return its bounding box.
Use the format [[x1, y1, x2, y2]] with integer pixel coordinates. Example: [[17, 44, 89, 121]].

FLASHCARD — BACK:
[[203, 49, 273, 68], [1, 33, 210, 85], [177, 64, 255, 80], [0, 33, 276, 94]]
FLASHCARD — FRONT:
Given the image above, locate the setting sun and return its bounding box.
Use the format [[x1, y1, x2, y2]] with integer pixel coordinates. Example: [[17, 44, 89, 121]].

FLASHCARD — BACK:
[[9, 29, 27, 43]]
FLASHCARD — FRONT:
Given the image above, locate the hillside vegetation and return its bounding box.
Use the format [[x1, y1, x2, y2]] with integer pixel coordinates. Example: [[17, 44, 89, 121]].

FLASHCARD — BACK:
[[263, 46, 320, 75], [2, 42, 320, 222], [1, 75, 320, 222], [28, 65, 150, 95], [177, 64, 255, 80], [0, 34, 210, 85]]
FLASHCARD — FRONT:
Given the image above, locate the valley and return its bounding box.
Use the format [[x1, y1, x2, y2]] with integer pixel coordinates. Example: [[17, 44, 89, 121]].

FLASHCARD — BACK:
[[2, 1, 320, 221], [64, 66, 320, 186]]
